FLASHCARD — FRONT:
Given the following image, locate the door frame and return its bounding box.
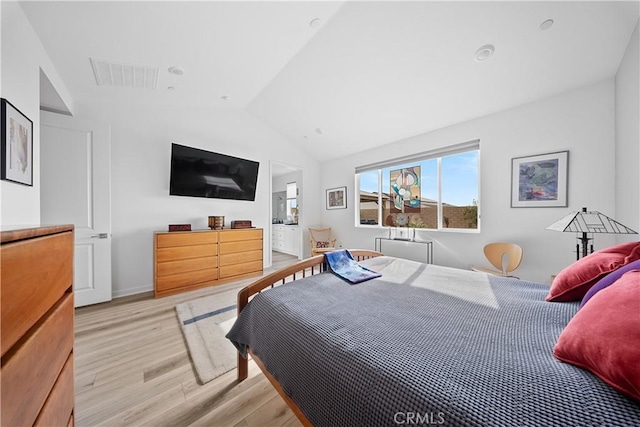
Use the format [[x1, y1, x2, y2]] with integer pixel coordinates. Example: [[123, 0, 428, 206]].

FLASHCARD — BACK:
[[269, 161, 303, 267]]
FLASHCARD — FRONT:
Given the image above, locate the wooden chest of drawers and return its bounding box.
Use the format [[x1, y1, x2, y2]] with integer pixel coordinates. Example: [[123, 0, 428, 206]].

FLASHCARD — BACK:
[[1, 225, 75, 427], [154, 228, 263, 297], [219, 229, 264, 279]]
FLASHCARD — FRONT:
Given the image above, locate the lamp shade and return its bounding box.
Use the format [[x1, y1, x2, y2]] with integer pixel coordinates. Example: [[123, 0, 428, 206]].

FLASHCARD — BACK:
[[546, 208, 637, 235]]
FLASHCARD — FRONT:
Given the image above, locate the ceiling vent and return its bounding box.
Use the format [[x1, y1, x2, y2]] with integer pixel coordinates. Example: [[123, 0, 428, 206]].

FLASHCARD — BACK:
[[90, 58, 158, 90]]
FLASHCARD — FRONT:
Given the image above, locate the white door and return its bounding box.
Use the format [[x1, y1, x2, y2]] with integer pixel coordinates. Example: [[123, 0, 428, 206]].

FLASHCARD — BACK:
[[40, 111, 112, 307]]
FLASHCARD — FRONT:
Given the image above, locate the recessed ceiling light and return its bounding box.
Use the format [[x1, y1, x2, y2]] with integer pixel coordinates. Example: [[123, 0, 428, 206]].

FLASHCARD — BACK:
[[474, 44, 495, 62], [309, 18, 321, 29], [168, 66, 185, 76], [540, 19, 554, 30]]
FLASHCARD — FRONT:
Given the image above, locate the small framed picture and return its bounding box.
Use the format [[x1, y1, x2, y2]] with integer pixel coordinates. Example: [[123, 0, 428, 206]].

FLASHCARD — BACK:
[[1, 98, 33, 186], [511, 150, 568, 208], [326, 186, 347, 210]]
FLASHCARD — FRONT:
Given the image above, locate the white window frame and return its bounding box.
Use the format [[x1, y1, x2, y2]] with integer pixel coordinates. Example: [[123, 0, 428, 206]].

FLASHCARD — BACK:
[[355, 140, 480, 233]]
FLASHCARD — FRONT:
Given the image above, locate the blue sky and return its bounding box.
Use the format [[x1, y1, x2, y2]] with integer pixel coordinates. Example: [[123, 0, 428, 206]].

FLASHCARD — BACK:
[[359, 151, 478, 206]]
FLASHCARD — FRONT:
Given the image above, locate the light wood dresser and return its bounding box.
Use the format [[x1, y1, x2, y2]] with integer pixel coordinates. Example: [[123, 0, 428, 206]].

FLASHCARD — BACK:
[[154, 228, 263, 297], [1, 225, 75, 427]]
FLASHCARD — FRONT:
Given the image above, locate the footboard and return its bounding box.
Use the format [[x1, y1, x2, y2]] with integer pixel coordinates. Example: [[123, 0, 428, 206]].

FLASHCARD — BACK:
[[236, 249, 382, 381]]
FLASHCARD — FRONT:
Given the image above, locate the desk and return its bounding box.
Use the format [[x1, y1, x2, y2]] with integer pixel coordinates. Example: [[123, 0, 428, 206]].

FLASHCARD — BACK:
[[374, 237, 433, 264]]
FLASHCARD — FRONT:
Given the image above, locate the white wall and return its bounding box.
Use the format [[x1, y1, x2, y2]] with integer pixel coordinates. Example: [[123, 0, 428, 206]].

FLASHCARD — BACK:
[[615, 20, 640, 239], [0, 2, 73, 225], [321, 80, 618, 284], [0, 4, 3, 110], [273, 170, 301, 193], [77, 102, 321, 297]]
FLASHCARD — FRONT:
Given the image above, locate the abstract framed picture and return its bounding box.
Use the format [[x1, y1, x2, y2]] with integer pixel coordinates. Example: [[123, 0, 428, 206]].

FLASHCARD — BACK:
[[1, 98, 33, 186], [390, 165, 421, 213], [511, 150, 568, 208], [326, 186, 347, 210]]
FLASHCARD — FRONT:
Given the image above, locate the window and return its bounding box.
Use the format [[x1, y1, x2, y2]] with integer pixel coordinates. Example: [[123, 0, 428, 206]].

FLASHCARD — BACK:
[[356, 140, 479, 231], [286, 182, 297, 199], [286, 182, 298, 223]]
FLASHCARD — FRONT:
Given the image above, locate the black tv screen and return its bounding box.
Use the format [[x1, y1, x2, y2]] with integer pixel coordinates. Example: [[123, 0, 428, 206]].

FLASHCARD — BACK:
[[169, 143, 259, 201]]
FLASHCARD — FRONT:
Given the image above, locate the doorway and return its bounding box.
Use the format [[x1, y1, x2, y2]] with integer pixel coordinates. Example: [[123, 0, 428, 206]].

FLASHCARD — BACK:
[[270, 161, 303, 267]]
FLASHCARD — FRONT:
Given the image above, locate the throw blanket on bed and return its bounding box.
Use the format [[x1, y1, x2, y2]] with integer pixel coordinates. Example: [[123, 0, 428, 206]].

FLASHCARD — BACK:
[[226, 257, 640, 427], [324, 249, 382, 284]]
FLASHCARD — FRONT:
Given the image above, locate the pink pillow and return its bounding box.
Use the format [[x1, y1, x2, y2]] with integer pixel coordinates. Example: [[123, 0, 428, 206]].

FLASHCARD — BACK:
[[553, 270, 640, 401], [546, 241, 640, 302]]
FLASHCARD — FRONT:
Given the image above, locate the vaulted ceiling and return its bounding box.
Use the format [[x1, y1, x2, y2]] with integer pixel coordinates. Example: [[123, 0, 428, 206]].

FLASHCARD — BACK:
[[21, 1, 639, 162]]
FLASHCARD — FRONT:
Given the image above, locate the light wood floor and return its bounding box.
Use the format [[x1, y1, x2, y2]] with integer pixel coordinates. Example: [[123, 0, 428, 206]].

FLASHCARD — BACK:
[[74, 252, 303, 427]]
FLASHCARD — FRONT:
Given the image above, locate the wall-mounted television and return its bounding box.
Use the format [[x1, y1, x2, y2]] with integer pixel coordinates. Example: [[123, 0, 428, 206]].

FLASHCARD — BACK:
[[169, 143, 259, 201]]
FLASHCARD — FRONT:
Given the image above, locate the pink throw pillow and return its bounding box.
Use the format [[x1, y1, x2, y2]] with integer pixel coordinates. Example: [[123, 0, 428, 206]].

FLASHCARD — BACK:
[[553, 270, 640, 401], [546, 241, 640, 302]]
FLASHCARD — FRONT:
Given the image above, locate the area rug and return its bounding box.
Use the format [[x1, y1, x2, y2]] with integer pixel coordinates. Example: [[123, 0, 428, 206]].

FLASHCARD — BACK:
[[175, 288, 240, 384]]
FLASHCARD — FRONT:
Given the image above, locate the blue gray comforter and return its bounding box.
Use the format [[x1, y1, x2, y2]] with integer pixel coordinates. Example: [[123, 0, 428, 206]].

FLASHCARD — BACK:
[[226, 257, 640, 426]]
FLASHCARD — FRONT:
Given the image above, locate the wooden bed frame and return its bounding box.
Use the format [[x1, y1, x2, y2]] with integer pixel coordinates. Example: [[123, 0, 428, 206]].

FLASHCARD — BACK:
[[235, 249, 383, 426]]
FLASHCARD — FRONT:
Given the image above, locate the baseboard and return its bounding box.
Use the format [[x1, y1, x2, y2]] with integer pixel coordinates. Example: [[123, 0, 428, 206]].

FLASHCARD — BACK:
[[112, 284, 153, 299]]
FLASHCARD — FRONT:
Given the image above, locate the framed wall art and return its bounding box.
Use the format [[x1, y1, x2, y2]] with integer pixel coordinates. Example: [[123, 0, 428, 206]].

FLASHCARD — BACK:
[[511, 150, 568, 208], [1, 98, 33, 186], [326, 186, 347, 210]]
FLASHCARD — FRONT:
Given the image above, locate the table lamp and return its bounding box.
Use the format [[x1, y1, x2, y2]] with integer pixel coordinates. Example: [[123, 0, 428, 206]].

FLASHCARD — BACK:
[[546, 207, 637, 260]]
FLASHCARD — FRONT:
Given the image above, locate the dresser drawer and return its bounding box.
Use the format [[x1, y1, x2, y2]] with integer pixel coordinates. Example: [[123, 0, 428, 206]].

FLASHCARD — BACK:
[[219, 249, 263, 267], [220, 239, 263, 255], [219, 229, 262, 243], [1, 231, 73, 357], [156, 244, 217, 262], [156, 256, 217, 277], [1, 293, 74, 427], [156, 231, 217, 248], [220, 260, 263, 279], [155, 268, 218, 292], [154, 228, 263, 297], [34, 353, 74, 427]]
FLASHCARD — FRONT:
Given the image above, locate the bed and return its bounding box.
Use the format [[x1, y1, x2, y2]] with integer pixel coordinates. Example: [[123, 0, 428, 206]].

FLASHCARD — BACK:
[[227, 250, 640, 426]]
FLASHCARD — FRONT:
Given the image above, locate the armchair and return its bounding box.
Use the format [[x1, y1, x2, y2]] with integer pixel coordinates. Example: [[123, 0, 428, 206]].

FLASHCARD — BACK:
[[309, 228, 337, 257]]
